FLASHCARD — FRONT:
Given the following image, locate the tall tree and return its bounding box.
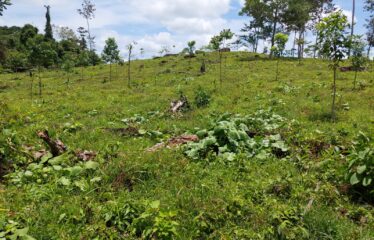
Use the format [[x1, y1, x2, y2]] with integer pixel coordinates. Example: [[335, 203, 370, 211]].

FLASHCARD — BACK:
[[127, 42, 136, 88], [366, 18, 374, 57], [187, 41, 196, 56], [348, 0, 356, 57], [365, 0, 374, 57], [210, 29, 234, 88], [239, 0, 272, 53], [350, 35, 368, 89], [77, 27, 88, 50], [266, 0, 288, 57], [316, 11, 350, 121], [310, 0, 335, 58], [20, 24, 38, 46], [44, 5, 54, 41], [78, 0, 96, 51], [271, 33, 289, 81], [28, 35, 58, 96], [101, 37, 120, 82], [0, 0, 11, 16]]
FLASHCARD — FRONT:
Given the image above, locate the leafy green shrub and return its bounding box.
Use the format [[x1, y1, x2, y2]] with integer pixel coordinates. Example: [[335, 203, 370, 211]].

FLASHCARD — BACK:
[[104, 202, 140, 232], [104, 201, 179, 240], [5, 151, 102, 192], [271, 208, 309, 240], [0, 220, 35, 240], [194, 86, 211, 108], [185, 109, 289, 163], [347, 132, 374, 196]]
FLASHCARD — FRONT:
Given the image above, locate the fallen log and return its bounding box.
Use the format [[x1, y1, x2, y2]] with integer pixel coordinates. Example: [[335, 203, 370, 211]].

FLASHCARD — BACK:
[[37, 130, 67, 157]]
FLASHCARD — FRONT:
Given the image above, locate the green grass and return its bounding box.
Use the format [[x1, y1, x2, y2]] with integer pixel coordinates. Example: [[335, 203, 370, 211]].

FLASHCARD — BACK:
[[1, 52, 374, 239]]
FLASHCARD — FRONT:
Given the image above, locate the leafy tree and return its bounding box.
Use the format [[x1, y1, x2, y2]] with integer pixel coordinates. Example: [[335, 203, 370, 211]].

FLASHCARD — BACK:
[[44, 5, 54, 41], [61, 53, 76, 88], [127, 42, 137, 88], [77, 27, 88, 50], [316, 11, 350, 121], [210, 29, 234, 88], [53, 25, 78, 41], [20, 24, 38, 46], [366, 18, 374, 57], [310, 0, 335, 58], [28, 35, 58, 96], [0, 0, 11, 16], [365, 0, 374, 57], [78, 0, 96, 51], [350, 35, 368, 89], [5, 50, 27, 72], [88, 50, 101, 66], [77, 50, 90, 80], [282, 0, 316, 59], [187, 41, 196, 56], [239, 0, 272, 53], [348, 0, 356, 57], [266, 0, 288, 57], [102, 37, 120, 82], [271, 33, 289, 81], [365, 0, 374, 12]]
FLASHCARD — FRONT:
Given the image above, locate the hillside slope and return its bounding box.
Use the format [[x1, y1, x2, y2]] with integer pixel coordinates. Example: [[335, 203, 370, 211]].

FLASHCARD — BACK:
[[1, 52, 374, 239]]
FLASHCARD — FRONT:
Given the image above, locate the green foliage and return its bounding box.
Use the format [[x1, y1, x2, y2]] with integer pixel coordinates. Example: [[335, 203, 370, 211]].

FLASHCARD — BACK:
[[44, 5, 54, 41], [187, 41, 196, 56], [101, 38, 120, 64], [209, 29, 234, 50], [347, 132, 374, 193], [5, 50, 28, 72], [271, 208, 309, 240], [104, 201, 179, 240], [194, 86, 211, 108], [0, 0, 11, 16], [28, 35, 58, 68], [5, 151, 102, 192], [185, 109, 289, 162], [316, 10, 350, 66], [272, 33, 289, 57], [0, 51, 374, 239], [0, 220, 35, 240]]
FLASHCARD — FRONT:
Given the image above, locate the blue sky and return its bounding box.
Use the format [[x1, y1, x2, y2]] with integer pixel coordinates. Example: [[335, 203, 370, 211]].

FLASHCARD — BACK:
[[0, 0, 371, 57]]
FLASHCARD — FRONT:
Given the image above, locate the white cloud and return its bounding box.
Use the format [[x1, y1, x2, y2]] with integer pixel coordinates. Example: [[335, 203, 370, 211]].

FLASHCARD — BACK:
[[1, 0, 242, 56]]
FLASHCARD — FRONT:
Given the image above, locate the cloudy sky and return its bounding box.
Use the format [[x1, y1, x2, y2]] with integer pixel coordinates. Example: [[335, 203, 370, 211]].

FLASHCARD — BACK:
[[0, 0, 371, 58]]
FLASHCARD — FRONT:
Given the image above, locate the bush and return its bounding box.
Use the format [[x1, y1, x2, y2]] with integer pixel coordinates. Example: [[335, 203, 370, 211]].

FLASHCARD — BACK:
[[347, 132, 374, 197], [194, 86, 211, 108]]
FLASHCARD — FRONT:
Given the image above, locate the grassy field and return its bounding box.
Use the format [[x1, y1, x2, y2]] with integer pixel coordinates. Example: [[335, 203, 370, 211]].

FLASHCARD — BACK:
[[1, 52, 374, 239]]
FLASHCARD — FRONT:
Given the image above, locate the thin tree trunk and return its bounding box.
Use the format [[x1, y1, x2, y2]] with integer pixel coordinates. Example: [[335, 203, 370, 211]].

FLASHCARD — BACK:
[[270, 8, 279, 58], [367, 45, 371, 58], [276, 58, 280, 81], [109, 63, 112, 82], [38, 67, 42, 97], [332, 67, 337, 121], [67, 73, 70, 89], [348, 0, 356, 57], [30, 72, 34, 102], [86, 18, 92, 51], [292, 31, 297, 58], [313, 34, 318, 59], [219, 51, 223, 86], [128, 55, 131, 88]]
